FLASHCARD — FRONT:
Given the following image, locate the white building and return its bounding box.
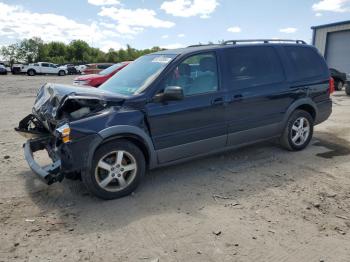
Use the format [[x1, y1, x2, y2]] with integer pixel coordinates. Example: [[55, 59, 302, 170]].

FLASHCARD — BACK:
[[312, 20, 350, 74]]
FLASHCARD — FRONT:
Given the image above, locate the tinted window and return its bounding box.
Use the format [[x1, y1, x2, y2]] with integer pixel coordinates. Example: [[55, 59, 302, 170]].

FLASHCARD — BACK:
[[97, 64, 112, 69], [49, 64, 56, 68], [41, 63, 49, 67], [285, 46, 326, 80], [164, 52, 219, 96], [225, 46, 284, 89]]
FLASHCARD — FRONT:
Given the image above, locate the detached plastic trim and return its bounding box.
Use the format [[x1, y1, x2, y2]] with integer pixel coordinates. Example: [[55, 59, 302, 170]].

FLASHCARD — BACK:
[[23, 139, 62, 185]]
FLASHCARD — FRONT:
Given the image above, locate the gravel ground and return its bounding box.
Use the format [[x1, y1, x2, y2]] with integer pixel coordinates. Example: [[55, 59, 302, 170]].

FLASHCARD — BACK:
[[0, 74, 350, 262]]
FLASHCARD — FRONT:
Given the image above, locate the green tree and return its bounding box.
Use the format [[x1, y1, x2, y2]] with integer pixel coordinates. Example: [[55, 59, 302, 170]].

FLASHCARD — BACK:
[[67, 40, 90, 62], [0, 43, 21, 66], [117, 49, 127, 61], [1, 38, 164, 65], [18, 37, 45, 63], [106, 49, 119, 62], [47, 42, 66, 58]]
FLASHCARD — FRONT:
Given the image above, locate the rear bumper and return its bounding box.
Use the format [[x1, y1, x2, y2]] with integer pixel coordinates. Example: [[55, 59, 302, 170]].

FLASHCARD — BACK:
[[23, 138, 63, 185], [315, 99, 332, 125]]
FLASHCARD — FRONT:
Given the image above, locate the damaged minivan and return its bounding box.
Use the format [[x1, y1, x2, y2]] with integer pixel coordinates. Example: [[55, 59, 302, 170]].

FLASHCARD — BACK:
[[16, 40, 333, 199]]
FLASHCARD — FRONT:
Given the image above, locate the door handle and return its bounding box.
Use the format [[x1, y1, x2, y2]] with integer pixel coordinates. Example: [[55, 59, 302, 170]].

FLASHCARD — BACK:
[[212, 97, 225, 105]]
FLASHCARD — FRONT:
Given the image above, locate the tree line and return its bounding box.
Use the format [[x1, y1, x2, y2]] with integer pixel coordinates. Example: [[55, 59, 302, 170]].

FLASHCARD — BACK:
[[0, 37, 163, 66]]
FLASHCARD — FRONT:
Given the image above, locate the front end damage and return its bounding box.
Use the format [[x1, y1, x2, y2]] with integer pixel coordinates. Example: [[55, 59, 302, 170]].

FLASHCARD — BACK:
[[24, 136, 62, 185], [15, 83, 124, 185], [16, 113, 62, 184]]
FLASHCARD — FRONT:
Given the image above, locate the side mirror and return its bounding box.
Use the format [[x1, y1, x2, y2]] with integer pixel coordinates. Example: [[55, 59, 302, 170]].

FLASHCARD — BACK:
[[155, 86, 184, 102]]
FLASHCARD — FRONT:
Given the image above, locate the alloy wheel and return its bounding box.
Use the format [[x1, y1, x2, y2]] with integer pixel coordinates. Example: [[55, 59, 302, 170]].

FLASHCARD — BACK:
[[94, 150, 137, 192], [291, 117, 310, 146]]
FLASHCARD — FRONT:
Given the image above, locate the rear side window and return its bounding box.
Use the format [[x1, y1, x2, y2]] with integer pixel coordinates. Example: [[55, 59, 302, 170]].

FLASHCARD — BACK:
[[225, 46, 284, 89], [284, 46, 326, 80]]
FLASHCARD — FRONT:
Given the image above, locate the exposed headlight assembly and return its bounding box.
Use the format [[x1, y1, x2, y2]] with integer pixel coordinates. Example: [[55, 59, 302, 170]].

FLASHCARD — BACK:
[[55, 123, 71, 143]]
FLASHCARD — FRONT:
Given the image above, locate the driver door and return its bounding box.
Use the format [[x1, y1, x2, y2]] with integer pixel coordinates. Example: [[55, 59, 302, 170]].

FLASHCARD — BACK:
[[145, 52, 227, 164], [49, 63, 58, 74]]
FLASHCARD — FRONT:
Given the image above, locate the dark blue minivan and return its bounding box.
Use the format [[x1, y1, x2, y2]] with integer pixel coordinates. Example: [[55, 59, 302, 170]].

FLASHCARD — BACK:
[[16, 39, 333, 199]]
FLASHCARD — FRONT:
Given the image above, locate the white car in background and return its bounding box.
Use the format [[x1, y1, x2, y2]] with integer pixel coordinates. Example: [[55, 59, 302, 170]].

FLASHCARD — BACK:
[[75, 64, 87, 74], [22, 62, 68, 76]]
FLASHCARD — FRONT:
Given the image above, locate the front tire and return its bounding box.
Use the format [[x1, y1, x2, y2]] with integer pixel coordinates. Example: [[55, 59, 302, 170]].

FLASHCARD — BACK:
[[82, 140, 145, 200], [27, 69, 35, 76], [58, 70, 66, 76], [280, 110, 314, 151]]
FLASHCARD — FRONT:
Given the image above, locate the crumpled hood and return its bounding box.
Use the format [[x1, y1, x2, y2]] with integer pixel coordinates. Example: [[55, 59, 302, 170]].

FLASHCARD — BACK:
[[33, 83, 126, 127]]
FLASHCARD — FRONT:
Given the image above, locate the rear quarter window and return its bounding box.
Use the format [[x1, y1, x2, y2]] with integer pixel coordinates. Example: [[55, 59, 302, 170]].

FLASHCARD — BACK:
[[284, 46, 328, 80], [224, 46, 285, 89]]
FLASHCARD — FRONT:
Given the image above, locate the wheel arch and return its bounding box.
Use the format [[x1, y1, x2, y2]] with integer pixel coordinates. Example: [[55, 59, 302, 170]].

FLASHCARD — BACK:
[[283, 99, 318, 126], [295, 104, 316, 120], [96, 125, 157, 169]]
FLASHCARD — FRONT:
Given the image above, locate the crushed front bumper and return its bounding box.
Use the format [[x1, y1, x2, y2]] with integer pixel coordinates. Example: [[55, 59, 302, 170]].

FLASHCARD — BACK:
[[17, 113, 103, 185], [23, 137, 63, 185]]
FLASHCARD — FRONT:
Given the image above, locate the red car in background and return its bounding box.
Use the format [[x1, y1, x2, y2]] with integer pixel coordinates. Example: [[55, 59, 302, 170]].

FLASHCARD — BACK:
[[73, 62, 131, 87], [81, 63, 113, 75]]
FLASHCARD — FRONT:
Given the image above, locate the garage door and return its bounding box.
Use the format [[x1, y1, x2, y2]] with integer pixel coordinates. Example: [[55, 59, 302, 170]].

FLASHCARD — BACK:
[[326, 30, 350, 74]]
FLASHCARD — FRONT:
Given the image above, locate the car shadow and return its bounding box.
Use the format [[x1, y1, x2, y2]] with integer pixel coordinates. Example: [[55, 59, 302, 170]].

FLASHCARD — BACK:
[[23, 131, 350, 235]]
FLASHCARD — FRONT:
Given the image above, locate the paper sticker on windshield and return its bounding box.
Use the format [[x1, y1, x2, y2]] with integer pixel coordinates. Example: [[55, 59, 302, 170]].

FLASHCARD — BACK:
[[152, 56, 172, 64]]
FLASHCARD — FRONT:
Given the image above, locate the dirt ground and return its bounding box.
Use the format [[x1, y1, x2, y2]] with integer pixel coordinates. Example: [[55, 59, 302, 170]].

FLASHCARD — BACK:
[[0, 74, 350, 262]]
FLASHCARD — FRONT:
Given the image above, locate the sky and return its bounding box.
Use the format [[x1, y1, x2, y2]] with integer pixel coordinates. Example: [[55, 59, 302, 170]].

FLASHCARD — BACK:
[[0, 0, 350, 52]]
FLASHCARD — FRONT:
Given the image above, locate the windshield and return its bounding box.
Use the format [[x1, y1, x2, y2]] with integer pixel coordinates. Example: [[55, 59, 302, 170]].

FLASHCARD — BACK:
[[99, 54, 176, 96], [98, 63, 124, 76]]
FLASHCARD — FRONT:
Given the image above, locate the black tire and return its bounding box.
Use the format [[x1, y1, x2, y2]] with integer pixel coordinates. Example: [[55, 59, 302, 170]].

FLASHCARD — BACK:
[[27, 69, 35, 76], [346, 84, 350, 96], [335, 81, 343, 91], [280, 110, 314, 151], [58, 70, 66, 76], [82, 139, 145, 200]]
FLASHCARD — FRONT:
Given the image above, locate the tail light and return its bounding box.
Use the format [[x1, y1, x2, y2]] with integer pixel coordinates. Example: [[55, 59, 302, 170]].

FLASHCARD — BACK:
[[329, 77, 335, 95]]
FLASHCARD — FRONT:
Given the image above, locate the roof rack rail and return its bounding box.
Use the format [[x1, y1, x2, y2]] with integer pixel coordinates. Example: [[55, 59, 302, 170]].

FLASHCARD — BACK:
[[187, 43, 217, 48], [223, 39, 307, 45]]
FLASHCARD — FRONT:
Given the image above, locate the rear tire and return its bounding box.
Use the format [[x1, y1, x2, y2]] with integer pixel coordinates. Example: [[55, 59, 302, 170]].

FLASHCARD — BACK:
[[280, 110, 314, 151], [82, 139, 145, 200], [346, 84, 350, 96], [335, 81, 344, 91], [27, 69, 35, 76]]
